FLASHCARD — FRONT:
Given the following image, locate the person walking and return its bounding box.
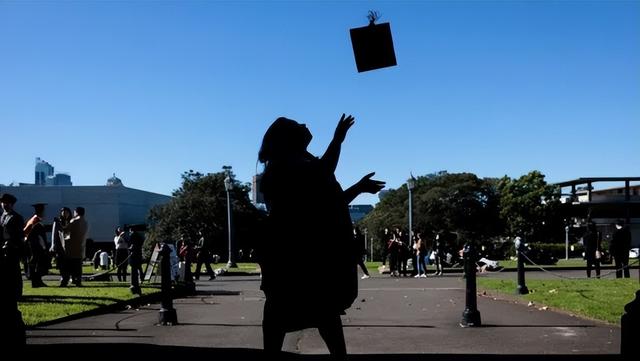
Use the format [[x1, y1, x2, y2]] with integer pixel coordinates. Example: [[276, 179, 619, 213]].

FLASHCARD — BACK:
[[610, 219, 631, 278], [257, 114, 384, 359], [194, 230, 216, 280], [354, 226, 370, 279]]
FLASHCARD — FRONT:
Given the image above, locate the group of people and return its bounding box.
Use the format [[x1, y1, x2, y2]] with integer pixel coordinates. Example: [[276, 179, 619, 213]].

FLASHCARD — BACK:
[[0, 194, 90, 290], [381, 227, 459, 277], [581, 219, 633, 279], [109, 226, 145, 286], [176, 230, 217, 281]]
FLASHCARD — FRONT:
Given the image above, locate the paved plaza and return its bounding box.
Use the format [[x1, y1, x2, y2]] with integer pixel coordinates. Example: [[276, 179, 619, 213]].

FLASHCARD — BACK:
[[25, 270, 624, 360]]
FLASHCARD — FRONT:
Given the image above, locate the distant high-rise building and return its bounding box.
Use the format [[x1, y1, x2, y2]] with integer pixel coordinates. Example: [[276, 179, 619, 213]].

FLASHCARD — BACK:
[[35, 157, 54, 185], [252, 174, 264, 205], [46, 173, 72, 186], [349, 204, 374, 222], [34, 157, 72, 186]]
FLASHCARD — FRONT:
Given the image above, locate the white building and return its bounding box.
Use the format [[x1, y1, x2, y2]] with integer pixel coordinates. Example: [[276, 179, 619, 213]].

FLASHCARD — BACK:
[[0, 175, 171, 249]]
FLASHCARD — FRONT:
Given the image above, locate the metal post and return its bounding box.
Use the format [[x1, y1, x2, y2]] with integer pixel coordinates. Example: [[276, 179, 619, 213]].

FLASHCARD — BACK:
[[364, 228, 368, 262], [370, 236, 374, 262], [461, 242, 481, 327], [408, 187, 413, 245], [226, 188, 237, 268], [565, 225, 569, 260], [516, 237, 529, 295], [158, 242, 178, 325]]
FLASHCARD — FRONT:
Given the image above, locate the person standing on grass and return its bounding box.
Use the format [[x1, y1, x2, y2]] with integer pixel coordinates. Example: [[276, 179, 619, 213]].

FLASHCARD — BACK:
[[62, 207, 88, 287], [582, 221, 601, 278], [128, 227, 145, 294], [610, 219, 631, 278], [114, 227, 129, 282], [257, 114, 384, 360], [24, 203, 49, 287]]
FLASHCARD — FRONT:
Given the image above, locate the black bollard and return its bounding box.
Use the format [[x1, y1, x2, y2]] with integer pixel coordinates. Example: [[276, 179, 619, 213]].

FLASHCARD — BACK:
[[516, 237, 529, 295], [130, 263, 142, 295], [158, 242, 178, 325], [621, 290, 640, 356], [461, 242, 481, 327]]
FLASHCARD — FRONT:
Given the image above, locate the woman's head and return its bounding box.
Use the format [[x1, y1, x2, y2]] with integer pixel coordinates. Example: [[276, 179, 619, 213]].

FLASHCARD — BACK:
[[60, 207, 72, 219], [258, 117, 312, 163]]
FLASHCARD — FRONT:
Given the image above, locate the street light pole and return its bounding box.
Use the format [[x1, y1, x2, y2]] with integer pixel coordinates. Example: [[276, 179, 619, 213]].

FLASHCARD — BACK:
[[224, 173, 237, 268], [407, 175, 416, 244], [364, 228, 368, 262], [565, 225, 569, 260]]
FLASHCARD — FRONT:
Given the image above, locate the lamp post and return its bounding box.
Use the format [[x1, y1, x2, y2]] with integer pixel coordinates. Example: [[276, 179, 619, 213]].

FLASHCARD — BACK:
[[364, 228, 368, 262], [564, 225, 570, 260], [407, 175, 416, 245], [224, 174, 238, 268]]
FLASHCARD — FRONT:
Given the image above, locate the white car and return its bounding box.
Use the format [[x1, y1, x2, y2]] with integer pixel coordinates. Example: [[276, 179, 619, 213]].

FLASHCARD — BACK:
[[630, 248, 639, 259]]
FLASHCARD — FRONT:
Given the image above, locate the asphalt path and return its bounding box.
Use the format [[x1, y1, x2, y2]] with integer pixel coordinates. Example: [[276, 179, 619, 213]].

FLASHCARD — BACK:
[[25, 269, 624, 359]]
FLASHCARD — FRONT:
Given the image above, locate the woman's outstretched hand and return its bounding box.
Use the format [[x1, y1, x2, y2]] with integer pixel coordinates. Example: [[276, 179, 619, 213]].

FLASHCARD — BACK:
[[333, 113, 355, 144], [356, 172, 386, 194]]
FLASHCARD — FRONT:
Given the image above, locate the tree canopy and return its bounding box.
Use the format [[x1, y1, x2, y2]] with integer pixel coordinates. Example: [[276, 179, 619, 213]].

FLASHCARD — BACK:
[[146, 170, 265, 258], [359, 170, 561, 259]]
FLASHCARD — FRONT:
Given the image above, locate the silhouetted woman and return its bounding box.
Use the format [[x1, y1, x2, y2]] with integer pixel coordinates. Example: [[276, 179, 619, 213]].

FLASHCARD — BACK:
[[257, 114, 384, 359]]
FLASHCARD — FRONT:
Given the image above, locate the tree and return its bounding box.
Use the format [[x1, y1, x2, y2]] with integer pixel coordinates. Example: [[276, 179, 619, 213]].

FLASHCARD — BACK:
[[359, 172, 502, 260], [146, 170, 265, 259], [497, 170, 561, 243]]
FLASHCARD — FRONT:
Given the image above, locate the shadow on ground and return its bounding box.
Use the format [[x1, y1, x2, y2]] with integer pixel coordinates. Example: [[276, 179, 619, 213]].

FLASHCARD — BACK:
[[24, 344, 622, 360]]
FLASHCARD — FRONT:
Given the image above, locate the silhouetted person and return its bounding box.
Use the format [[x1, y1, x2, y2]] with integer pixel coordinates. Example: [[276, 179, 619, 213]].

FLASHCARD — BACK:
[[611, 219, 631, 278], [257, 114, 384, 359], [1, 193, 26, 346], [24, 203, 49, 287], [354, 226, 370, 279], [194, 230, 215, 280], [582, 222, 601, 278], [128, 228, 145, 294]]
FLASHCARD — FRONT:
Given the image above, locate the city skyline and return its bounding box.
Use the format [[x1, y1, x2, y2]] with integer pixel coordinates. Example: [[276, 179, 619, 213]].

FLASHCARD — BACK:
[[1, 1, 638, 204]]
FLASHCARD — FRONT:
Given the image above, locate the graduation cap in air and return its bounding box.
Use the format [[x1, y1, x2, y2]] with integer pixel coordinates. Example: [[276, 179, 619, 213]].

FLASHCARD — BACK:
[[350, 11, 397, 73]]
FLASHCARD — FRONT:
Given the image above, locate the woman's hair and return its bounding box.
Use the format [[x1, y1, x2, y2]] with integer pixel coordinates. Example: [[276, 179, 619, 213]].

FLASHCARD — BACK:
[[258, 117, 310, 164]]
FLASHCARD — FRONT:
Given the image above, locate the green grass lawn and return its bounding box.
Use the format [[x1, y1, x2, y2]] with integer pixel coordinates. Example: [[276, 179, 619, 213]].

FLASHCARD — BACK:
[[477, 278, 638, 324], [46, 264, 96, 275], [19, 281, 161, 327], [498, 258, 604, 268]]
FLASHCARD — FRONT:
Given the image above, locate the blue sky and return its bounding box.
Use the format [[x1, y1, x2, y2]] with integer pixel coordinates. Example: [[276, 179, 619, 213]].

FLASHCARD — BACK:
[[1, 0, 639, 205]]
